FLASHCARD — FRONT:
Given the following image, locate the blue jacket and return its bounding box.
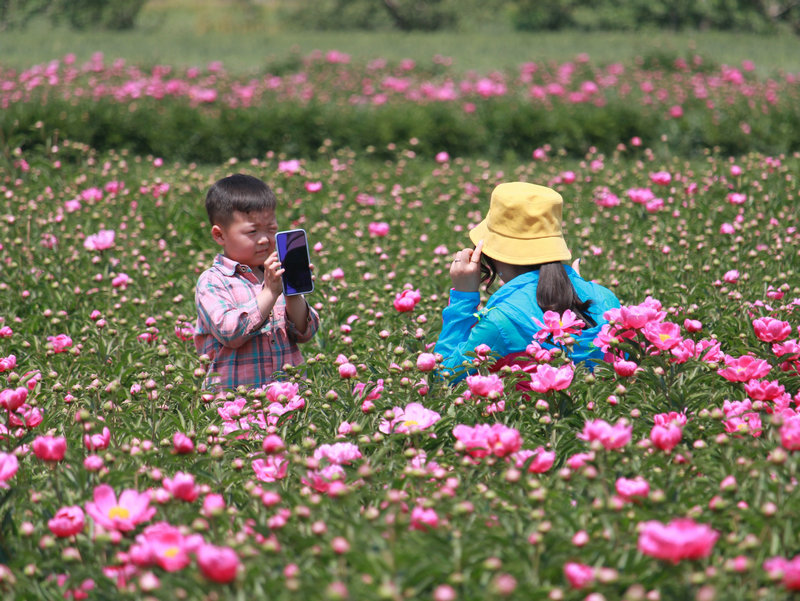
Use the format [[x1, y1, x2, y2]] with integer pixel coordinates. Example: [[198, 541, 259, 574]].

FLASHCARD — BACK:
[[434, 266, 620, 382]]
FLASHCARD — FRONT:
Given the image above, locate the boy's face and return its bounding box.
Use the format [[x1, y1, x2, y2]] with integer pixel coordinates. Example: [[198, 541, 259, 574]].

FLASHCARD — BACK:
[[211, 210, 278, 269]]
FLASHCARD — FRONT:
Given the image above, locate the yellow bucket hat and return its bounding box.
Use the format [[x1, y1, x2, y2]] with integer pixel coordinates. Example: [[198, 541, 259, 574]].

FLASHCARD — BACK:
[[469, 182, 572, 265]]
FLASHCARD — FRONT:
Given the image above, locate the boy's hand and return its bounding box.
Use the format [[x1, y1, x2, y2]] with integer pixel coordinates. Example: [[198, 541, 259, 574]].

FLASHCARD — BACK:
[[263, 251, 285, 295], [450, 240, 483, 292]]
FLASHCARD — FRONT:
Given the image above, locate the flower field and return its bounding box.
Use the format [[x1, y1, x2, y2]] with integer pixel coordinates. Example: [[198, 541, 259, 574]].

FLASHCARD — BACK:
[[1, 52, 800, 601]]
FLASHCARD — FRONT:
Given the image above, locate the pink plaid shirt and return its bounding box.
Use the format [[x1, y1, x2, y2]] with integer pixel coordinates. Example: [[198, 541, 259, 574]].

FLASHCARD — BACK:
[[194, 254, 320, 391]]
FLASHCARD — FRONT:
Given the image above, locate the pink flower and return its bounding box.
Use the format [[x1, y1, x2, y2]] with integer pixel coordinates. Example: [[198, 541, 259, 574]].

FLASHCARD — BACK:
[[48, 506, 85, 537], [650, 423, 683, 452], [131, 522, 194, 572], [0, 326, 12, 338], [197, 544, 240, 583], [753, 317, 792, 343], [613, 358, 638, 377], [0, 354, 16, 372], [162, 471, 199, 502], [727, 192, 747, 205], [304, 181, 322, 193], [764, 556, 800, 590], [564, 562, 595, 589], [172, 432, 194, 454], [368, 221, 390, 237], [744, 379, 785, 401], [723, 269, 740, 283], [529, 363, 574, 393], [637, 518, 719, 563], [512, 447, 555, 473], [684, 319, 702, 333], [717, 354, 771, 382], [314, 442, 362, 465], [111, 273, 131, 288], [416, 353, 437, 372], [84, 427, 110, 451], [338, 362, 357, 378], [668, 105, 683, 118], [410, 505, 440, 531], [278, 159, 301, 174], [379, 402, 441, 434], [627, 187, 656, 204], [0, 386, 27, 412], [435, 151, 450, 163], [780, 418, 800, 451], [252, 455, 288, 482], [33, 435, 67, 461], [465, 374, 504, 398], [83, 229, 115, 251], [616, 476, 650, 501], [85, 484, 156, 532], [47, 334, 73, 353], [578, 419, 632, 450], [453, 423, 521, 458], [202, 493, 226, 517], [393, 288, 421, 312], [0, 452, 19, 486], [649, 171, 672, 186], [643, 321, 682, 350], [262, 434, 285, 454], [533, 309, 585, 342]]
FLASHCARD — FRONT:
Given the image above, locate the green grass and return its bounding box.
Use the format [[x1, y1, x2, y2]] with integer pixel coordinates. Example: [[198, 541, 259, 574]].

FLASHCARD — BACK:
[[1, 2, 800, 75]]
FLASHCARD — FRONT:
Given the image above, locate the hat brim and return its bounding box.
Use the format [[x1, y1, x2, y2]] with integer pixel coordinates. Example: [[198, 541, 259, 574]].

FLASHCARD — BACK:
[[469, 219, 572, 265]]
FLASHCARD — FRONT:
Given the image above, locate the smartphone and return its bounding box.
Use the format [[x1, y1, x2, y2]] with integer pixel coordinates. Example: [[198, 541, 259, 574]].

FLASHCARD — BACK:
[[275, 229, 314, 296]]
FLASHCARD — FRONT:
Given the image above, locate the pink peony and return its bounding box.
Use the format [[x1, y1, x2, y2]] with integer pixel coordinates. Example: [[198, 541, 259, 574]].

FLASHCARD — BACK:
[[780, 418, 800, 451], [47, 334, 73, 353], [393, 288, 421, 312], [48, 506, 85, 537], [197, 543, 240, 583], [314, 442, 362, 465], [643, 321, 682, 350], [379, 402, 441, 434], [368, 221, 390, 237], [0, 386, 28, 412], [85, 484, 156, 532], [532, 309, 585, 342], [717, 354, 771, 382], [0, 452, 19, 486], [453, 423, 521, 458], [650, 423, 683, 452], [252, 455, 288, 482], [33, 435, 67, 462], [338, 362, 357, 378], [578, 418, 632, 450], [564, 562, 595, 589], [172, 432, 194, 454], [83, 229, 115, 251], [84, 427, 110, 451], [637, 518, 718, 563], [529, 363, 574, 394], [162, 471, 199, 502], [649, 171, 672, 186], [616, 476, 650, 501], [131, 522, 195, 572], [753, 317, 792, 343], [512, 447, 555, 473], [416, 352, 437, 372], [410, 505, 440, 531], [465, 373, 504, 398]]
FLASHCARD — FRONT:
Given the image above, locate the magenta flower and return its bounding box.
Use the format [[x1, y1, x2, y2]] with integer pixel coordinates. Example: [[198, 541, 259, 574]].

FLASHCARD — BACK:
[[627, 187, 655, 204], [780, 418, 800, 451], [0, 354, 16, 372], [0, 452, 19, 487], [85, 484, 156, 532], [314, 442, 362, 465], [564, 562, 595, 589], [717, 354, 771, 382], [162, 471, 199, 502], [83, 229, 115, 251], [453, 423, 522, 458], [130, 522, 195, 572], [338, 362, 357, 378], [650, 423, 683, 452], [532, 309, 585, 342], [616, 476, 650, 501], [368, 221, 390, 237], [512, 447, 555, 473], [578, 418, 632, 450], [643, 321, 682, 350], [379, 402, 441, 435], [744, 378, 785, 401], [172, 431, 194, 454], [197, 543, 241, 583], [32, 435, 67, 461], [84, 427, 110, 451], [0, 386, 27, 412], [410, 505, 439, 531], [764, 556, 800, 591], [393, 288, 421, 312], [753, 317, 792, 343], [305, 181, 322, 193], [465, 373, 504, 398], [278, 159, 301, 174], [47, 334, 73, 353], [48, 505, 85, 538], [252, 455, 288, 482], [722, 269, 740, 283], [416, 353, 437, 372], [637, 518, 718, 563], [649, 171, 672, 186], [529, 363, 574, 394]]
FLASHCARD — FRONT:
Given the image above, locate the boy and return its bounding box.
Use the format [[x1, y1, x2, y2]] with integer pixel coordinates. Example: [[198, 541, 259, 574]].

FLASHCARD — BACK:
[[194, 174, 320, 391]]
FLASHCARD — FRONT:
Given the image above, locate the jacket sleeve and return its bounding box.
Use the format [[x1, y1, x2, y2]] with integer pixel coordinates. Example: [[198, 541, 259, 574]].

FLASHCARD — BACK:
[[195, 272, 266, 349], [434, 290, 509, 383]]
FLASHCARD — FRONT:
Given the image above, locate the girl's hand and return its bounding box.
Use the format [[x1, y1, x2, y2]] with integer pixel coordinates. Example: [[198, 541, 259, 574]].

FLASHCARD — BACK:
[[263, 251, 285, 295], [450, 240, 483, 292]]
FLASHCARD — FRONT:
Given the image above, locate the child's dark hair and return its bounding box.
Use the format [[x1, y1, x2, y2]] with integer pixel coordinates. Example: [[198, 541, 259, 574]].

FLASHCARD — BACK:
[[205, 174, 277, 226], [480, 255, 596, 328]]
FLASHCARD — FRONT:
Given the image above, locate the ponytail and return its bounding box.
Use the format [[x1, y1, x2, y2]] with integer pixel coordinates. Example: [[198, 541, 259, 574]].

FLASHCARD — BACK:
[[536, 262, 596, 328]]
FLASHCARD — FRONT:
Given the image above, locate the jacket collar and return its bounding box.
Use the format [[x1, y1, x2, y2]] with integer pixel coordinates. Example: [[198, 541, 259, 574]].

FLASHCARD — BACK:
[[213, 253, 249, 277]]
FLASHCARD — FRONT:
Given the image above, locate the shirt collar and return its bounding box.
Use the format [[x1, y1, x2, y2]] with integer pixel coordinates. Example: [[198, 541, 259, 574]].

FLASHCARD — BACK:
[[213, 253, 251, 277]]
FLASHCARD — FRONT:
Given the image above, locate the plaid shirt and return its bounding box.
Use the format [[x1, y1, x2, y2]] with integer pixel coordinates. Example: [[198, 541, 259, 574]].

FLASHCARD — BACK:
[[194, 254, 320, 391]]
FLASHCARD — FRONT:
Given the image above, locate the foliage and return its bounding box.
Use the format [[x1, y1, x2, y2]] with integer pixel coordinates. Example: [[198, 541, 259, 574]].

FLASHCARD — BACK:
[[1, 135, 799, 599], [2, 52, 800, 165], [0, 0, 146, 31]]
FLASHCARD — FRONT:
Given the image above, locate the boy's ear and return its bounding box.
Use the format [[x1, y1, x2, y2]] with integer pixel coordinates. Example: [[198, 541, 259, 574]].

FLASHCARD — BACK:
[[211, 224, 225, 246]]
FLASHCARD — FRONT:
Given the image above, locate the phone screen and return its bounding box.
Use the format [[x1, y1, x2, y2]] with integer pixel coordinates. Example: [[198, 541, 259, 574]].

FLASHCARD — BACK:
[[276, 229, 314, 296]]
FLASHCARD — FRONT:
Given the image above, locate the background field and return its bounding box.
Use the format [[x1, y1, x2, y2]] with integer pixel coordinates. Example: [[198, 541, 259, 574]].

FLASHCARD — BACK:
[[3, 0, 800, 75]]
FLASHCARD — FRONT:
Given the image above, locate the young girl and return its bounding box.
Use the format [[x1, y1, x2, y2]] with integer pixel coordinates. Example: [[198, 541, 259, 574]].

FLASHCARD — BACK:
[[434, 182, 620, 381]]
